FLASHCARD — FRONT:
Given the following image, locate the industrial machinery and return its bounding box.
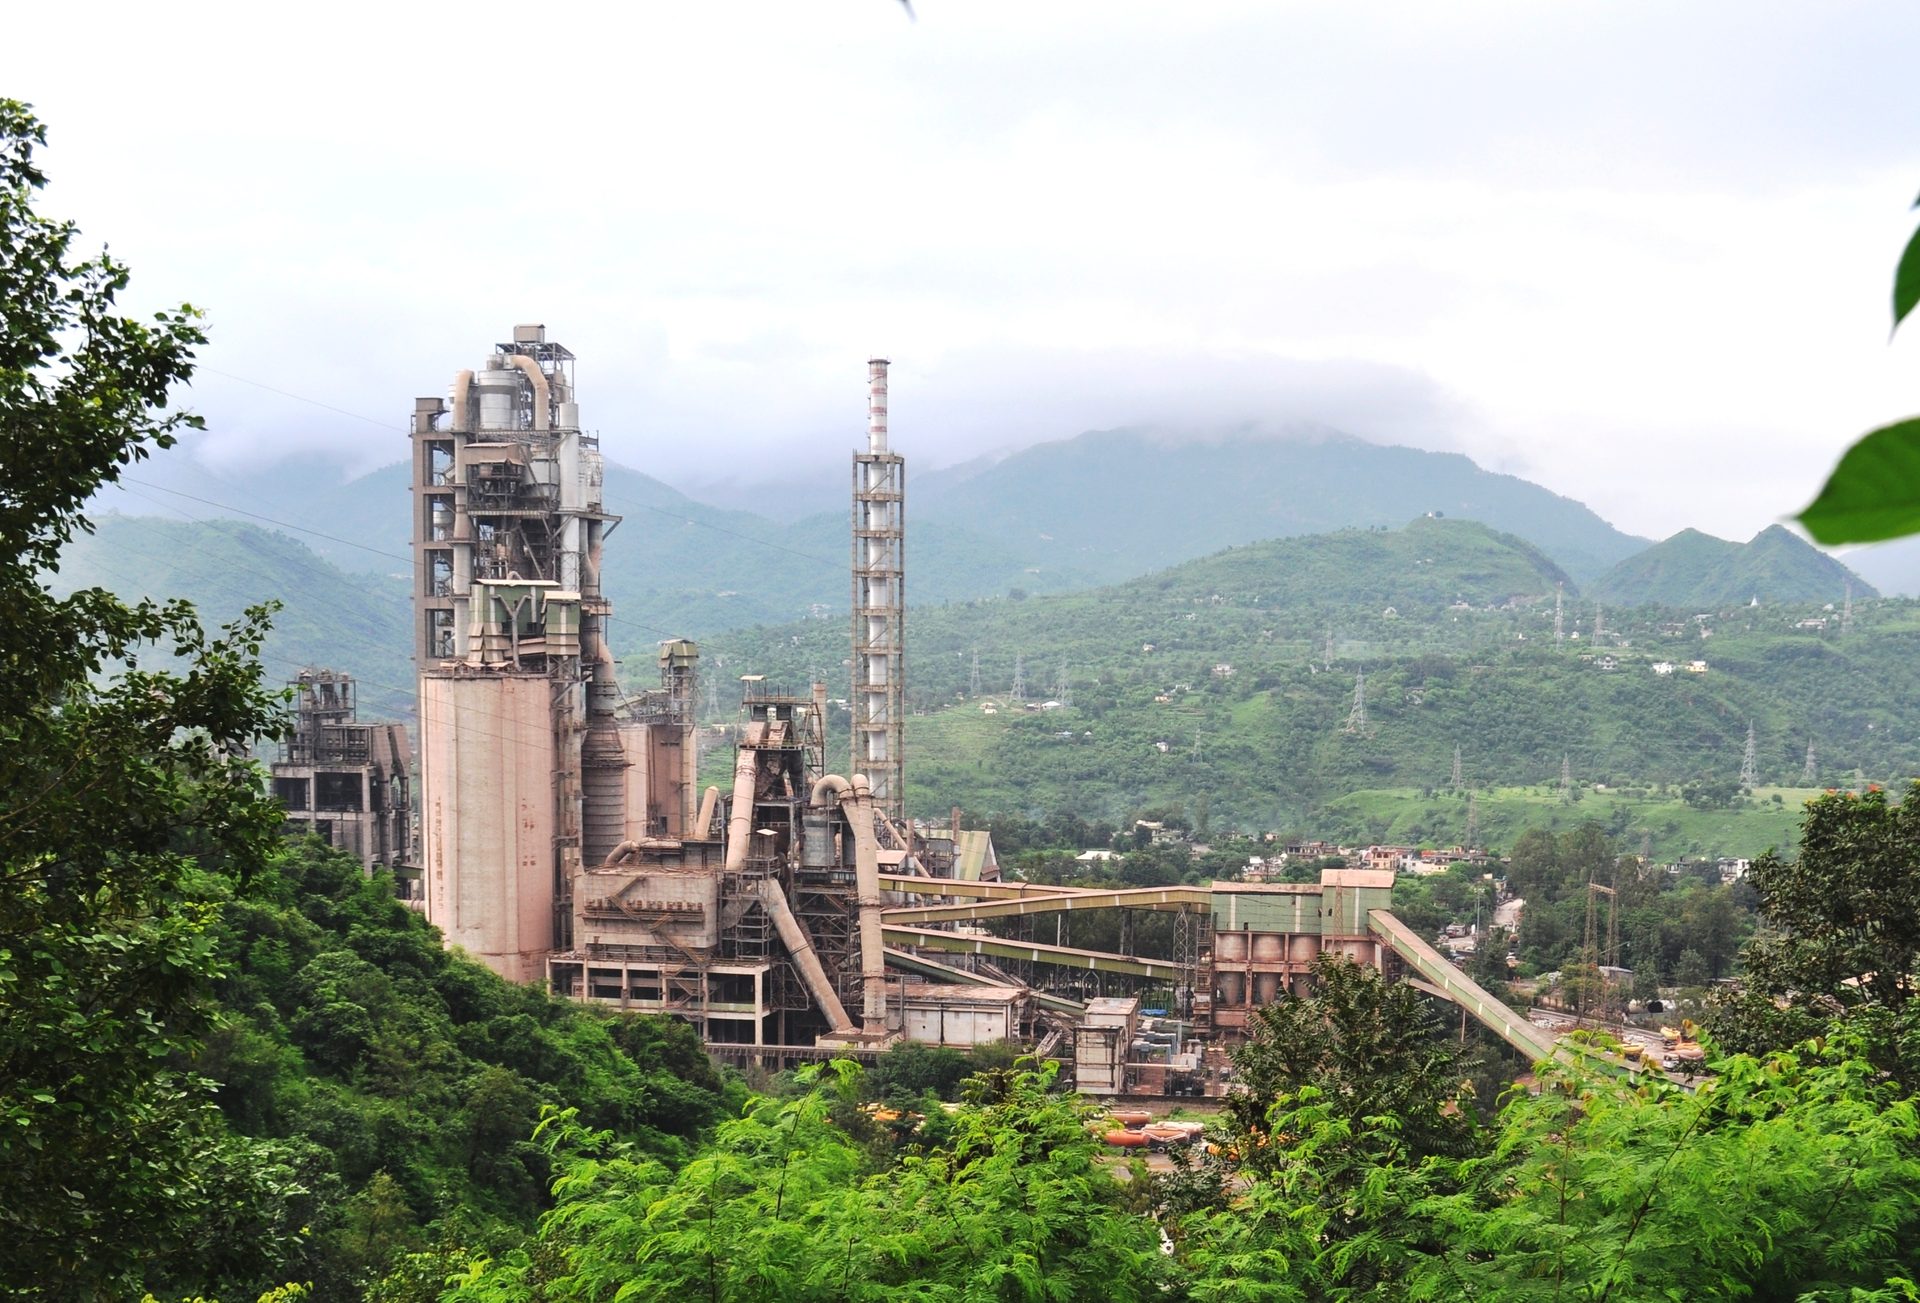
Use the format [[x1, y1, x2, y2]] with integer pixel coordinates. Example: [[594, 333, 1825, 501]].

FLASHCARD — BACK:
[[270, 669, 414, 888], [410, 338, 1567, 1087]]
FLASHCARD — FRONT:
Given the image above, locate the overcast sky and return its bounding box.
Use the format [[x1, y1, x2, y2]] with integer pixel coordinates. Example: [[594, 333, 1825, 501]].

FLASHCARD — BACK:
[[12, 1, 1920, 541]]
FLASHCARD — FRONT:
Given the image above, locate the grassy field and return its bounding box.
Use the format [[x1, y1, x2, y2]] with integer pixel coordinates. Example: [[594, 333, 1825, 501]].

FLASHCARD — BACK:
[[1316, 784, 1818, 860]]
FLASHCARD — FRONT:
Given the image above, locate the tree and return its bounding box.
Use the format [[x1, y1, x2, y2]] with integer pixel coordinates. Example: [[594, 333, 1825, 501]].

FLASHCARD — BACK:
[[0, 100, 285, 1297], [1709, 784, 1920, 1085], [1226, 954, 1479, 1175]]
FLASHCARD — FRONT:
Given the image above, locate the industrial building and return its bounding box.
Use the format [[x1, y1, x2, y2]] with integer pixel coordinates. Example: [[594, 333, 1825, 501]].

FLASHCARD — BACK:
[[270, 669, 414, 888], [409, 331, 1570, 1088]]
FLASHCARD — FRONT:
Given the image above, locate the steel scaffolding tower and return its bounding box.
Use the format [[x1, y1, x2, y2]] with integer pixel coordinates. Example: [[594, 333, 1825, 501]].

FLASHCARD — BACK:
[[852, 358, 906, 823]]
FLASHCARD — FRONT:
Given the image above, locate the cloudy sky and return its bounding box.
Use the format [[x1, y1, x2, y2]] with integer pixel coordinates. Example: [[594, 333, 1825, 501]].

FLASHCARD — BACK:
[[12, 1, 1919, 541]]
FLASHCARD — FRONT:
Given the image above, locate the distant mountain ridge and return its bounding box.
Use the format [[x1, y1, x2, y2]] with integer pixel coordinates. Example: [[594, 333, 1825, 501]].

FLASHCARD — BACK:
[[1590, 525, 1873, 608], [103, 422, 1655, 634]]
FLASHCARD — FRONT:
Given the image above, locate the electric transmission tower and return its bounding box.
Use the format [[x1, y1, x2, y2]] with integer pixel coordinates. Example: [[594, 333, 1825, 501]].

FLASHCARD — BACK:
[[1561, 754, 1573, 799], [1554, 584, 1565, 642], [1451, 744, 1463, 791], [1739, 720, 1757, 789], [1010, 652, 1025, 703], [1055, 659, 1071, 707], [1323, 626, 1334, 671], [1841, 581, 1854, 637], [968, 648, 982, 697], [1465, 792, 1479, 849], [1343, 668, 1371, 736], [1593, 604, 1605, 644], [1191, 730, 1203, 762], [1802, 738, 1817, 784]]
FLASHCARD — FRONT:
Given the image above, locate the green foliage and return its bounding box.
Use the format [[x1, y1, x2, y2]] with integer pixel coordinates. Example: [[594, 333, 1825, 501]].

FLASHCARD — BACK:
[[194, 839, 736, 1299], [0, 98, 289, 1301], [448, 1060, 1171, 1302], [1226, 955, 1480, 1173], [1711, 783, 1920, 1086], [1802, 194, 1920, 545]]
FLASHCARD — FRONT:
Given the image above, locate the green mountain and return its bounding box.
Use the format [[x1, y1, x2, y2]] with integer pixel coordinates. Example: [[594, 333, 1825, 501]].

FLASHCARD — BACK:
[[1591, 525, 1872, 608], [906, 425, 1647, 583], [115, 423, 1648, 635], [704, 517, 1920, 837], [49, 515, 415, 720]]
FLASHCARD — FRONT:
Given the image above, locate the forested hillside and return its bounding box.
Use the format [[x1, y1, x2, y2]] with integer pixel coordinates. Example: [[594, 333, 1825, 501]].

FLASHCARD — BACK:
[[702, 518, 1920, 835], [162, 842, 740, 1301], [1591, 523, 1872, 607]]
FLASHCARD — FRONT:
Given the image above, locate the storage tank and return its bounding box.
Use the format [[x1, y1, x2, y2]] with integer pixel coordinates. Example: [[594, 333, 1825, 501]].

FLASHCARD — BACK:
[[1289, 933, 1321, 963], [1215, 931, 1249, 962], [472, 366, 521, 431], [1215, 972, 1246, 1006], [421, 673, 556, 982], [1251, 933, 1286, 963], [1254, 973, 1283, 1004]]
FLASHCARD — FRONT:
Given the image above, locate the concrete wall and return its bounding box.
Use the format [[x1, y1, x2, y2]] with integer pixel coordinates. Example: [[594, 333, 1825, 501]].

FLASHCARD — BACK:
[[422, 673, 555, 982]]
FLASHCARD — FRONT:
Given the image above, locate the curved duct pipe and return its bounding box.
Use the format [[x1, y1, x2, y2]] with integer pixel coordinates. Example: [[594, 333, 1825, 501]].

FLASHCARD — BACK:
[[722, 747, 761, 872], [754, 879, 854, 1034], [811, 771, 888, 1034], [694, 785, 721, 841], [449, 369, 473, 432], [599, 839, 685, 867], [504, 354, 550, 431]]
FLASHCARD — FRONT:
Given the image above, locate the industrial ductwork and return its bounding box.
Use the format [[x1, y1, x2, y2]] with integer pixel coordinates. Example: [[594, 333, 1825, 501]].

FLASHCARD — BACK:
[[812, 772, 888, 1034]]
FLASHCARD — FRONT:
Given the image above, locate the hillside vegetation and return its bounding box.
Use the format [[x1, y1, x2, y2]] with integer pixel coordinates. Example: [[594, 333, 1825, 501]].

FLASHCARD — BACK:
[[704, 518, 1920, 838], [1591, 523, 1873, 607]]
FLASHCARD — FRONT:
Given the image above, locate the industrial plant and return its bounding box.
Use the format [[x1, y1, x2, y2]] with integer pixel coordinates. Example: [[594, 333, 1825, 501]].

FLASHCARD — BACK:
[[395, 326, 1555, 1091]]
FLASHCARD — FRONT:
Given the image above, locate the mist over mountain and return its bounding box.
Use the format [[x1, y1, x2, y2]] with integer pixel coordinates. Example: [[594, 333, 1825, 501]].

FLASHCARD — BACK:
[[106, 423, 1654, 640]]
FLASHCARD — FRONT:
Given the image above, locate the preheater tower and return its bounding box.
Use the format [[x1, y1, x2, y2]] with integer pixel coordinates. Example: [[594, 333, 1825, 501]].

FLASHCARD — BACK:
[[852, 359, 905, 823], [410, 325, 628, 982]]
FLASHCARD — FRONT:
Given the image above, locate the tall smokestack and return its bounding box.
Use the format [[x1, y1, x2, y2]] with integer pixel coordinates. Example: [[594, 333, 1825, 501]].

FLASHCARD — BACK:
[[852, 357, 906, 824], [867, 358, 889, 454]]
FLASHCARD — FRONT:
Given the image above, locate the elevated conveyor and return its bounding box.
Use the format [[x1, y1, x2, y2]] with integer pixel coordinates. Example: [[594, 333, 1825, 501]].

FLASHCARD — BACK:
[[882, 925, 1186, 980], [883, 947, 1087, 1016], [878, 874, 1103, 901], [882, 884, 1210, 927], [1367, 909, 1557, 1061]]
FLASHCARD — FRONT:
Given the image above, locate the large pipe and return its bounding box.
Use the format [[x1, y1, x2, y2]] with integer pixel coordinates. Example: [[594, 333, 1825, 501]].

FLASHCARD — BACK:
[[755, 879, 855, 1034], [598, 838, 685, 867], [504, 354, 550, 432], [811, 772, 888, 1034], [450, 369, 473, 432], [723, 744, 761, 872], [693, 785, 721, 841]]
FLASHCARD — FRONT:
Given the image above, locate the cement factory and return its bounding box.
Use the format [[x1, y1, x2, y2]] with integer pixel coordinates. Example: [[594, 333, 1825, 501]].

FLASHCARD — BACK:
[[266, 324, 1562, 1093]]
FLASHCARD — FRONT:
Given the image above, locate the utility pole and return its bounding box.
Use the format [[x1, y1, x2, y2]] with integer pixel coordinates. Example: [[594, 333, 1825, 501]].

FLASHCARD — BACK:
[[1343, 668, 1371, 736], [1740, 720, 1757, 790]]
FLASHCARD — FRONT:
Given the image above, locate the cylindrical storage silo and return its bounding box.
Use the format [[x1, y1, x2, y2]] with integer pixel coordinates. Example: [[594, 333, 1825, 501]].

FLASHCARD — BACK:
[[1254, 973, 1283, 1004], [1216, 972, 1246, 1006], [1215, 932, 1249, 963], [1251, 933, 1286, 963], [421, 673, 555, 983], [1289, 934, 1321, 964]]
